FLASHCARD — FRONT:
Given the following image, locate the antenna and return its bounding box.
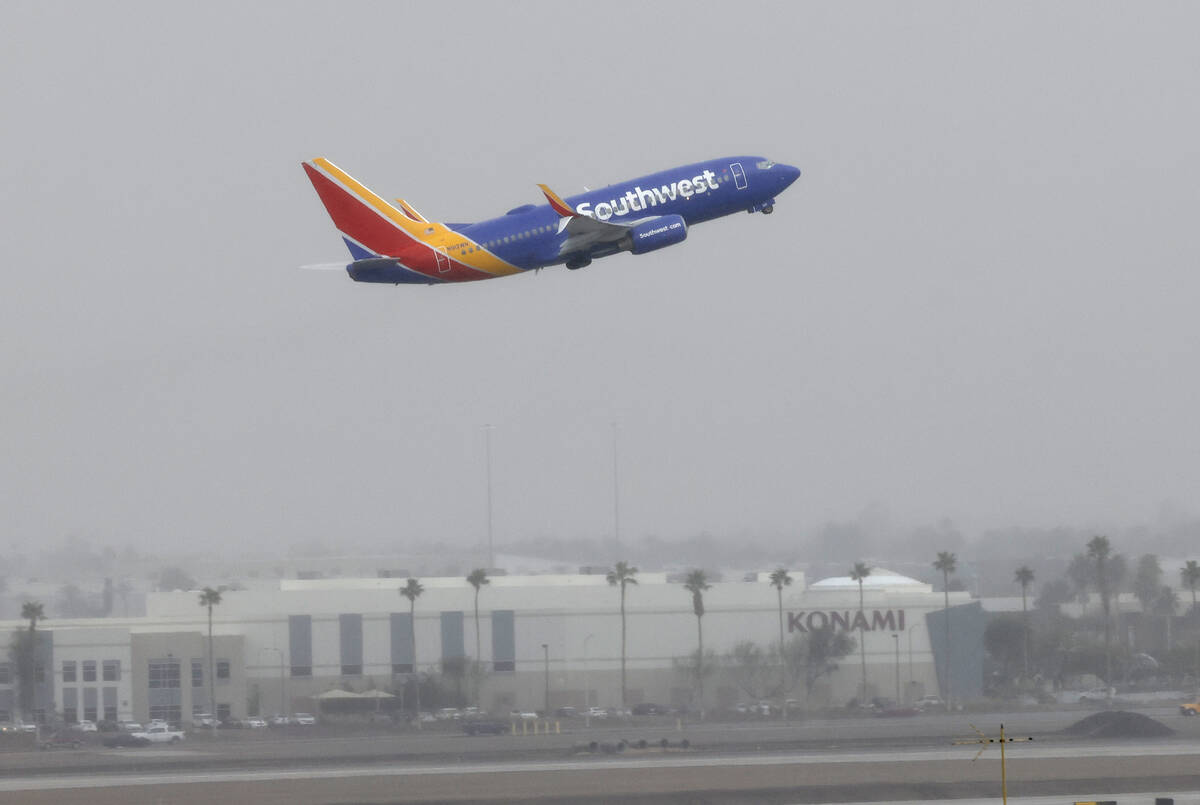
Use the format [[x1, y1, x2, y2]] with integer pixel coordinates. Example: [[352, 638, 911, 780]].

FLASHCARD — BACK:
[[953, 723, 1033, 804]]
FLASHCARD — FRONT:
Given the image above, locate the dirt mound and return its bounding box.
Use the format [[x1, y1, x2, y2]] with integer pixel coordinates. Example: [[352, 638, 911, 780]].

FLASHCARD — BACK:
[[1062, 710, 1175, 738]]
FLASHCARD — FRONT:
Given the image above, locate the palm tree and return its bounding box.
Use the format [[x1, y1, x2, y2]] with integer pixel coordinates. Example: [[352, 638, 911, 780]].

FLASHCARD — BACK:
[[933, 551, 957, 710], [197, 588, 222, 729], [16, 601, 45, 721], [1014, 565, 1035, 678], [466, 568, 490, 706], [683, 570, 711, 718], [1182, 560, 1200, 617], [1182, 559, 1200, 686], [606, 561, 638, 707], [1086, 535, 1113, 694], [400, 578, 425, 726], [849, 562, 870, 703], [768, 568, 792, 694], [21, 601, 44, 633]]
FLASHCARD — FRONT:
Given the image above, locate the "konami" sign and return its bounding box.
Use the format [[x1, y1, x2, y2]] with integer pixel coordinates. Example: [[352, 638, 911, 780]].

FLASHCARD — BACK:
[[787, 610, 906, 633]]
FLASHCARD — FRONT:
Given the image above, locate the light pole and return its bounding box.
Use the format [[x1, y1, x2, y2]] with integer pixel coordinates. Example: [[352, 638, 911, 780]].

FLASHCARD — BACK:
[[582, 633, 595, 727], [908, 622, 919, 701], [892, 634, 900, 704], [484, 424, 494, 570], [541, 643, 550, 715], [611, 421, 620, 555]]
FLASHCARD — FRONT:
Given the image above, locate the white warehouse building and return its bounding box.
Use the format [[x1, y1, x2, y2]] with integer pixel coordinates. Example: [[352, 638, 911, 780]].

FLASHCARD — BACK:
[[2, 570, 980, 725]]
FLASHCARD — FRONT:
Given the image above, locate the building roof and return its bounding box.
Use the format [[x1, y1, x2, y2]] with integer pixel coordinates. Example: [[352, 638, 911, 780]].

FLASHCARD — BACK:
[[809, 568, 932, 593]]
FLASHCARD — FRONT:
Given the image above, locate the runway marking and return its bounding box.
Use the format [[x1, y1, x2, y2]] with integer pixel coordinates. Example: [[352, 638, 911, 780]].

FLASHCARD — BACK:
[[2, 742, 1198, 793], [803, 794, 1200, 805]]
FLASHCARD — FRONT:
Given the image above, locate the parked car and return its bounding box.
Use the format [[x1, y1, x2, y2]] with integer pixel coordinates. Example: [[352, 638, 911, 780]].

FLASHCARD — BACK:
[[554, 706, 579, 719], [586, 706, 608, 720], [509, 709, 538, 721], [76, 720, 98, 733], [631, 703, 668, 716], [40, 730, 84, 750], [435, 707, 461, 720], [915, 695, 944, 710], [132, 724, 185, 743], [291, 713, 317, 726], [463, 718, 509, 735], [103, 732, 151, 748], [117, 721, 143, 732], [871, 699, 920, 717], [192, 713, 218, 728], [242, 717, 268, 729], [1179, 700, 1200, 716], [1078, 687, 1115, 704], [268, 714, 291, 727]]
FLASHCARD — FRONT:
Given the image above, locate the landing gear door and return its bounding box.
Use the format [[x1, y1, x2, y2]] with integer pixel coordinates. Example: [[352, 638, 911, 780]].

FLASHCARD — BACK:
[[731, 162, 747, 190]]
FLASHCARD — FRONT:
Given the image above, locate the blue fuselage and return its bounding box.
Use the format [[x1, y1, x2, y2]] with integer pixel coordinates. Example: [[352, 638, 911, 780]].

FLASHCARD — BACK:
[[459, 156, 800, 270]]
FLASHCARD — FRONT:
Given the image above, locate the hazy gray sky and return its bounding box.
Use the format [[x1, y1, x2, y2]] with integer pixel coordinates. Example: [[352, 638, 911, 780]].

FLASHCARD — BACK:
[[3, 1, 1198, 556]]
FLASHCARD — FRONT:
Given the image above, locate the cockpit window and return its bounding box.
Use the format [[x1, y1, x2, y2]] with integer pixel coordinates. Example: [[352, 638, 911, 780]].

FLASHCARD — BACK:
[[756, 160, 775, 169]]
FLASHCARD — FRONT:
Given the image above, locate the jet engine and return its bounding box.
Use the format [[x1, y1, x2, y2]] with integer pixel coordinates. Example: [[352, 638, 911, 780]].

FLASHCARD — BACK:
[[627, 215, 688, 255]]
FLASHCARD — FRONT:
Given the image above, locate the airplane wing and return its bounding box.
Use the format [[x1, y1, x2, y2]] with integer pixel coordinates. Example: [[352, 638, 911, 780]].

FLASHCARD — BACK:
[[538, 184, 631, 239]]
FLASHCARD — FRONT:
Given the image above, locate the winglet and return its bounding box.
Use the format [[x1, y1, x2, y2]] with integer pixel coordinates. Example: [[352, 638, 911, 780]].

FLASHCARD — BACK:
[[538, 184, 576, 218], [394, 198, 428, 223]]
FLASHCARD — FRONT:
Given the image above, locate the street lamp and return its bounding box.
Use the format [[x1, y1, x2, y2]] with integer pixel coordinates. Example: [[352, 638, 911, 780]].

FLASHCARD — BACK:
[[908, 622, 919, 701], [541, 644, 550, 715], [582, 634, 595, 727], [892, 634, 900, 703], [484, 424, 495, 570]]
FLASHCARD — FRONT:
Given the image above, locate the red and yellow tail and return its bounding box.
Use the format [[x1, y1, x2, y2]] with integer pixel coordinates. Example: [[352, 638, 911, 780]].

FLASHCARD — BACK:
[[301, 158, 522, 281]]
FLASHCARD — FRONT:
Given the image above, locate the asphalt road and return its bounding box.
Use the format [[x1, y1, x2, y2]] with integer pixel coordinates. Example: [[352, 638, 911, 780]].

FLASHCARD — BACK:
[[2, 706, 1198, 803]]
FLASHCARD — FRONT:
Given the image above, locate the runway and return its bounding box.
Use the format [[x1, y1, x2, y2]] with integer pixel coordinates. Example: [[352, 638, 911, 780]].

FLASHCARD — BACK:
[[3, 740, 1200, 804]]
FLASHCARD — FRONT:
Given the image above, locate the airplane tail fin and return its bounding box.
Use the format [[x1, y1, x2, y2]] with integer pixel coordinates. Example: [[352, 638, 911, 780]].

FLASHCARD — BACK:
[[302, 158, 432, 259]]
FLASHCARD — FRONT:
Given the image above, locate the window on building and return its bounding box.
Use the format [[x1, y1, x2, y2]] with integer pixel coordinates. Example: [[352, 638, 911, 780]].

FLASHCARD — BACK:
[[392, 663, 412, 675], [0, 663, 10, 684], [191, 659, 203, 687], [102, 660, 120, 682], [83, 705, 97, 722], [216, 703, 231, 721], [340, 613, 363, 678], [492, 610, 515, 673], [62, 661, 77, 683], [149, 705, 181, 724], [63, 707, 77, 723], [289, 614, 312, 678], [34, 664, 44, 683], [33, 709, 46, 724], [82, 660, 97, 682], [0, 710, 8, 722], [148, 659, 181, 689], [103, 704, 117, 722], [216, 660, 230, 682]]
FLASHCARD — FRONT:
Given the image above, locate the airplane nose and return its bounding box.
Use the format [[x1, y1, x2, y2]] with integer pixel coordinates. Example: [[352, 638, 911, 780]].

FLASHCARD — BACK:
[[778, 164, 801, 190]]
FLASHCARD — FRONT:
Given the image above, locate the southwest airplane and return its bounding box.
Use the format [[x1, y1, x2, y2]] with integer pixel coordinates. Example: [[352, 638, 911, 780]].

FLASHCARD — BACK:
[[302, 156, 801, 284]]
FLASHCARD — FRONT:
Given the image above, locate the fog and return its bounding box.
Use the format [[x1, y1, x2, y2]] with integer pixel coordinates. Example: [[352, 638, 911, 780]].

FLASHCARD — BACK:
[[3, 2, 1199, 561]]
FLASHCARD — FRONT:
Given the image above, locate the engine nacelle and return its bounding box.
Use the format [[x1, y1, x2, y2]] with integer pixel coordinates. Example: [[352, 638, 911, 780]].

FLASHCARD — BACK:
[[628, 215, 687, 255]]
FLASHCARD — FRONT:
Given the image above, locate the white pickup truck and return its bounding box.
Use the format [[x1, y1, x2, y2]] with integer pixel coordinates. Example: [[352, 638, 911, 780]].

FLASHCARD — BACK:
[[132, 724, 184, 744]]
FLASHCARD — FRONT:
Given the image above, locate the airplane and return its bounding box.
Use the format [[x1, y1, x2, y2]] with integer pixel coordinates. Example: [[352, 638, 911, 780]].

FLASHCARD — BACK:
[[301, 155, 801, 285]]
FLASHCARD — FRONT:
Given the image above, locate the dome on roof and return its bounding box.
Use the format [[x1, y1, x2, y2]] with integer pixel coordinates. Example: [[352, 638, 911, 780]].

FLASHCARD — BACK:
[[810, 568, 926, 589]]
